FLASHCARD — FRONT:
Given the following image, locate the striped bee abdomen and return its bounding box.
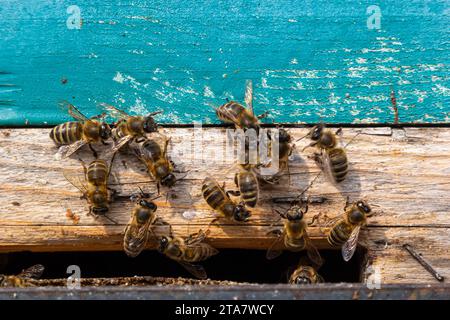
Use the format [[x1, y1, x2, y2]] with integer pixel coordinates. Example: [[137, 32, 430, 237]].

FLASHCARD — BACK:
[[202, 178, 227, 210], [49, 122, 82, 145], [123, 225, 148, 258], [237, 171, 258, 207], [327, 220, 352, 247], [184, 244, 218, 262], [328, 148, 348, 182], [87, 160, 108, 186]]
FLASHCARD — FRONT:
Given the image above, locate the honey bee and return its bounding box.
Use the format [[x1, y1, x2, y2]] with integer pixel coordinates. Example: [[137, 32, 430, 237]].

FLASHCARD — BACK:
[[99, 103, 162, 152], [266, 197, 322, 267], [260, 128, 295, 183], [123, 191, 160, 258], [50, 101, 111, 159], [289, 265, 324, 285], [128, 136, 176, 194], [302, 124, 348, 183], [202, 176, 251, 222], [227, 166, 259, 208], [63, 156, 117, 222], [215, 80, 267, 131], [323, 198, 372, 261], [0, 264, 45, 287], [157, 229, 219, 279]]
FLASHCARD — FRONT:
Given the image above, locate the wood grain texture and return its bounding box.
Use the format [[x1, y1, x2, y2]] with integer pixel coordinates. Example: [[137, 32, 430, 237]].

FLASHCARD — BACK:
[[0, 0, 449, 125], [0, 127, 449, 284]]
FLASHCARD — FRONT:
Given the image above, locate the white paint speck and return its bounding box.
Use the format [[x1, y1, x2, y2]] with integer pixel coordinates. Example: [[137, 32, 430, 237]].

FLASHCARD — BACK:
[[113, 72, 125, 84], [203, 86, 215, 98], [290, 58, 298, 65]]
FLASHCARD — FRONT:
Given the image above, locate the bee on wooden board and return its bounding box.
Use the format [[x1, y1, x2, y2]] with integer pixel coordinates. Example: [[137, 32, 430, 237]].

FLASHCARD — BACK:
[[0, 264, 45, 288], [50, 101, 111, 159], [99, 103, 162, 153], [157, 229, 219, 279], [227, 164, 260, 208], [202, 176, 251, 222], [258, 127, 295, 184], [266, 194, 323, 267], [123, 190, 165, 258], [288, 265, 324, 285], [128, 135, 177, 194], [321, 198, 373, 261], [63, 155, 117, 223], [301, 124, 348, 184], [215, 80, 268, 132]]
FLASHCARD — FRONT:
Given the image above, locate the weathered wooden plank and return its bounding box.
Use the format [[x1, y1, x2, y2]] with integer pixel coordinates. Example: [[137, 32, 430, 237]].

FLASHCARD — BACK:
[[1, 284, 450, 300], [0, 0, 449, 125], [361, 228, 450, 284], [0, 127, 449, 284]]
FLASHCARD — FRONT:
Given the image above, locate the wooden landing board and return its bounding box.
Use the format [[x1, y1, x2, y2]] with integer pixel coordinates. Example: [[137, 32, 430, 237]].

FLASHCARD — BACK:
[[0, 127, 449, 284]]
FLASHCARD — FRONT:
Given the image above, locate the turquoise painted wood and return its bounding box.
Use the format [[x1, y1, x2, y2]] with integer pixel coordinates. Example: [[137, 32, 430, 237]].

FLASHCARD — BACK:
[[0, 0, 449, 125]]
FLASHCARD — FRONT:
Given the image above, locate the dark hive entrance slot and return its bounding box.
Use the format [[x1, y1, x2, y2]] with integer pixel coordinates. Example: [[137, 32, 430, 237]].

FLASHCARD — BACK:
[[0, 248, 366, 284]]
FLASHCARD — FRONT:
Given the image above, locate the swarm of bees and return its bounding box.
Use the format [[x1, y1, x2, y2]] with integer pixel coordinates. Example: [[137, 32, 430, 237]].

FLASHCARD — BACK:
[[48, 85, 375, 284]]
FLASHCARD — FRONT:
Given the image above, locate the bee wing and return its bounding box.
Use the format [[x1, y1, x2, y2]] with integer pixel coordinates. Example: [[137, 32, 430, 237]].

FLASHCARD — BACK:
[[109, 135, 134, 154], [217, 104, 243, 126], [98, 102, 130, 120], [59, 101, 89, 121], [342, 225, 361, 262], [17, 264, 45, 279], [63, 169, 88, 194], [266, 231, 285, 260], [303, 231, 323, 268], [244, 79, 253, 115], [177, 261, 208, 280], [55, 140, 87, 160], [322, 215, 342, 229], [320, 150, 338, 184], [123, 219, 152, 258]]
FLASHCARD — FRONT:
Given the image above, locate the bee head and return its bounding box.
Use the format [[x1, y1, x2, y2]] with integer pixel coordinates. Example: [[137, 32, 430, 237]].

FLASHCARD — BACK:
[[287, 209, 303, 221], [157, 236, 170, 252], [143, 116, 158, 133], [310, 124, 324, 141], [161, 173, 177, 188], [233, 204, 251, 222], [100, 123, 111, 140], [357, 200, 371, 214], [293, 276, 311, 285], [139, 199, 157, 211], [348, 200, 371, 224]]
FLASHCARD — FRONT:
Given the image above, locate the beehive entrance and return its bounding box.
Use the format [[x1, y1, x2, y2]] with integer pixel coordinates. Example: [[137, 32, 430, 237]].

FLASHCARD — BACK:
[[0, 248, 367, 285]]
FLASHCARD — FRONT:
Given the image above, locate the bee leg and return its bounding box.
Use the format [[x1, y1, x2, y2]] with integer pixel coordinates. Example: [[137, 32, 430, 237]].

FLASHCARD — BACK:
[[88, 144, 98, 158], [308, 213, 321, 227], [78, 158, 88, 179], [207, 217, 221, 229], [101, 140, 109, 146], [344, 196, 351, 211], [226, 190, 240, 197], [154, 217, 169, 226], [335, 127, 343, 136], [302, 141, 318, 152]]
